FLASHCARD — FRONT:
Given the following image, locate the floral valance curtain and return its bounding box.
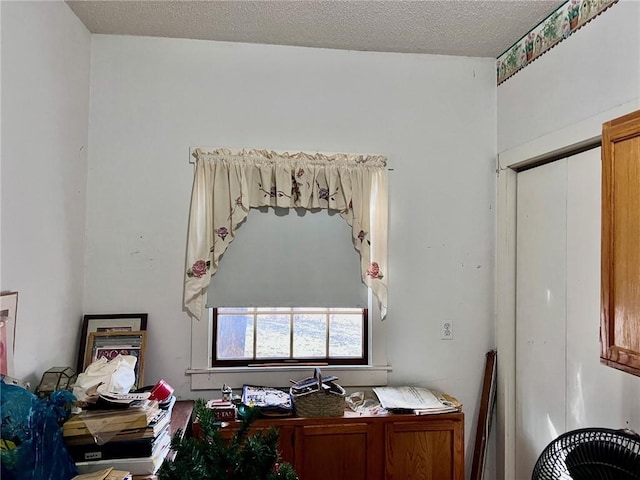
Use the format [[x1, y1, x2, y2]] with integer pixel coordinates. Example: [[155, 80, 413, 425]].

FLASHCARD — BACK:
[[184, 148, 388, 320]]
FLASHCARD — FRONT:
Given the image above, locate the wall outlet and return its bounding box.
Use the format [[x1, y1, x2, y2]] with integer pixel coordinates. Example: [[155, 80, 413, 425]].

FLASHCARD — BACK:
[[441, 321, 453, 340]]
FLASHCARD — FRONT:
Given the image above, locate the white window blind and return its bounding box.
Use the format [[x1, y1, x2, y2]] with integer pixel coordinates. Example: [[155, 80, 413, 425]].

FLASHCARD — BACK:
[[206, 207, 367, 308]]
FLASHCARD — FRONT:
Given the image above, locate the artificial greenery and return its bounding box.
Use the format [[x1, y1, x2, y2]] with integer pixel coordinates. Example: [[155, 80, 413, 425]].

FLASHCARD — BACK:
[[158, 399, 298, 480]]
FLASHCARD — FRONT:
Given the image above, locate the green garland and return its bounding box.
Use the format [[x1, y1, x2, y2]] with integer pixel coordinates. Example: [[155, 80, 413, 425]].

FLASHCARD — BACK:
[[158, 399, 298, 480]]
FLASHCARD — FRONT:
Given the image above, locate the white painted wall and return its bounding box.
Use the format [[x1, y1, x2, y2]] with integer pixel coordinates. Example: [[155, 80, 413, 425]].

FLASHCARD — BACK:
[[498, 0, 640, 153], [0, 1, 91, 386], [4, 1, 635, 475], [497, 2, 640, 478], [84, 34, 496, 469]]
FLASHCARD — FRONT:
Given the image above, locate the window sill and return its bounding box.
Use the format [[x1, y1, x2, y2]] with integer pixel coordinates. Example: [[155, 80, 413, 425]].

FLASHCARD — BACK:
[[185, 365, 392, 390]]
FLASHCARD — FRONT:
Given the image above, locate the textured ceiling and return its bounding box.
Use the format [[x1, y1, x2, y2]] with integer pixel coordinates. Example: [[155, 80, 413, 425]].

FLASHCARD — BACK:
[[66, 0, 564, 58]]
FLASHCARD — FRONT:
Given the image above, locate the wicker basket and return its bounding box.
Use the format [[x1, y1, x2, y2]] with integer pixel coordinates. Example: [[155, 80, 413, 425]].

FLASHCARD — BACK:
[[290, 369, 346, 417]]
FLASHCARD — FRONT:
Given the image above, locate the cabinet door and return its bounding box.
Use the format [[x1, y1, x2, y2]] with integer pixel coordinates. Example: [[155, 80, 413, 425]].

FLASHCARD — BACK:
[[217, 424, 295, 466], [252, 425, 296, 466], [276, 425, 296, 465], [385, 419, 464, 480], [601, 109, 640, 376], [294, 422, 372, 480]]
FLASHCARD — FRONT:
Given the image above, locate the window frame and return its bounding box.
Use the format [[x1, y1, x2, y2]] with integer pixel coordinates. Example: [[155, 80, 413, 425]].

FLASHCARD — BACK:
[[211, 307, 369, 367], [187, 289, 390, 390]]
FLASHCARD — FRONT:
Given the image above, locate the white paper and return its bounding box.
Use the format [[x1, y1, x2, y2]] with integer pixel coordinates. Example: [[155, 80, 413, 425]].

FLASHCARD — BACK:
[[372, 386, 449, 410]]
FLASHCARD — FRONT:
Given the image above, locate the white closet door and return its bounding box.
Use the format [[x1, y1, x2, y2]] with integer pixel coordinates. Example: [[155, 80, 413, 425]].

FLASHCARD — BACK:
[[565, 149, 640, 430], [565, 149, 603, 430], [516, 159, 568, 479], [515, 147, 640, 479]]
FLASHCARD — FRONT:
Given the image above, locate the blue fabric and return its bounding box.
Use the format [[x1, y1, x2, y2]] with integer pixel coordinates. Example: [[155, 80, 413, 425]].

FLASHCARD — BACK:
[[1, 381, 77, 480]]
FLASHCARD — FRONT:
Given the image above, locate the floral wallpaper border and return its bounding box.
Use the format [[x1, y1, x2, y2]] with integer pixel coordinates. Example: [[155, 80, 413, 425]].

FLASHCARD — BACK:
[[497, 0, 619, 85]]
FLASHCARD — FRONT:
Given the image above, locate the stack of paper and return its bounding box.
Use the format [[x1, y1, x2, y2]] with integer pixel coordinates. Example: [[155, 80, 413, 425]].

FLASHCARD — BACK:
[[63, 402, 161, 438], [73, 432, 171, 476], [63, 401, 174, 475], [372, 386, 462, 415], [65, 409, 171, 459], [72, 467, 132, 480]]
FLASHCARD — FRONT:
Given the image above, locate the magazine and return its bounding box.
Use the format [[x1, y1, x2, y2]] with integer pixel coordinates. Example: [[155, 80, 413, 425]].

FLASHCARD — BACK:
[[241, 385, 293, 417]]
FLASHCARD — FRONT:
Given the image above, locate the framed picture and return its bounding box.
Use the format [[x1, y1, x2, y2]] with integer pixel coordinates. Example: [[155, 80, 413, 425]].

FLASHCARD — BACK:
[[77, 313, 147, 373], [0, 292, 19, 376], [86, 331, 147, 388]]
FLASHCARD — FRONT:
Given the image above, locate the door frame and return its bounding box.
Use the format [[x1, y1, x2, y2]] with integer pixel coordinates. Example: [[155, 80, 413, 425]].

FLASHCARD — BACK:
[[495, 100, 638, 480]]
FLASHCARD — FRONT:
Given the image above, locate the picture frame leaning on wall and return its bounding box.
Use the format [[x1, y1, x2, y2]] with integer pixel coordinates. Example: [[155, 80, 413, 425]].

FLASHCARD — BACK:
[[0, 291, 19, 376], [77, 313, 148, 374], [85, 330, 147, 389]]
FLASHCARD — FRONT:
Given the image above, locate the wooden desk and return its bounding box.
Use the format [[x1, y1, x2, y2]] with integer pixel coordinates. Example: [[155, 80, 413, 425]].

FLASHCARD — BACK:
[[165, 400, 194, 461], [131, 400, 194, 479]]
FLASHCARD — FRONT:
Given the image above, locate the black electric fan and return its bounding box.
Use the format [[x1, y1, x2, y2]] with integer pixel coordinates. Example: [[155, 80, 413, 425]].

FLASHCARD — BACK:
[[532, 427, 640, 480]]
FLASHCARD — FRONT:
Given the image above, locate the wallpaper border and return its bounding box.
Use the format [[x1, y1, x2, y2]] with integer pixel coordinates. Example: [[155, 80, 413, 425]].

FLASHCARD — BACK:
[[497, 0, 619, 85]]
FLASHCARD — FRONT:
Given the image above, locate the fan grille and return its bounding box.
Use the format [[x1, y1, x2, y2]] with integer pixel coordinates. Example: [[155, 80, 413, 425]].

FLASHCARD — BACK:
[[532, 428, 640, 480]]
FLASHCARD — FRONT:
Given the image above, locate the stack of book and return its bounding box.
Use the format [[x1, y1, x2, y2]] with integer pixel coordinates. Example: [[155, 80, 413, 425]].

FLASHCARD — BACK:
[[72, 467, 132, 480], [205, 399, 237, 421], [63, 401, 173, 476]]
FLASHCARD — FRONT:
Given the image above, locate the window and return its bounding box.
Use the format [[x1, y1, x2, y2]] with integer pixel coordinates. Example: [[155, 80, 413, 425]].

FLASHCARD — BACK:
[[184, 149, 388, 322], [213, 307, 368, 367], [185, 149, 390, 388], [189, 299, 388, 389]]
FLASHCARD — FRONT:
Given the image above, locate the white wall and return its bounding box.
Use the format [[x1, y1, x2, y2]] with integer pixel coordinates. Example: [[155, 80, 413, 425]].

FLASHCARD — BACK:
[[497, 2, 640, 478], [498, 0, 640, 153], [0, 1, 91, 386], [84, 34, 496, 468]]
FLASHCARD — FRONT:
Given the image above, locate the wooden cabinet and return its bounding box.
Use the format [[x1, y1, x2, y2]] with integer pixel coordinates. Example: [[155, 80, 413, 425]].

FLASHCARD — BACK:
[[385, 418, 464, 480], [219, 411, 464, 480], [601, 109, 640, 377], [294, 422, 372, 480]]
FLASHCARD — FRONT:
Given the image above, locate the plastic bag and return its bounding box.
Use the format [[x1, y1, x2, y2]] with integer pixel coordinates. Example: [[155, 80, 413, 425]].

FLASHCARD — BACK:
[[73, 354, 137, 402], [345, 391, 386, 415], [0, 381, 77, 480]]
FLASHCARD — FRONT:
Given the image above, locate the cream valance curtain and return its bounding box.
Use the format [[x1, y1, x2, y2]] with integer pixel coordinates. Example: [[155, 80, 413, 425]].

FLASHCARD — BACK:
[[184, 148, 388, 320]]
